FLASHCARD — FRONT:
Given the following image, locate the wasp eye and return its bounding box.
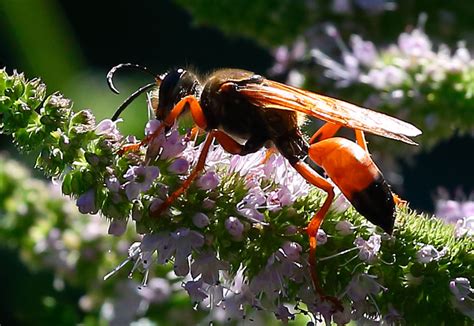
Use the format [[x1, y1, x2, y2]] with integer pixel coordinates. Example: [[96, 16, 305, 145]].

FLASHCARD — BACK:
[[159, 70, 185, 105]]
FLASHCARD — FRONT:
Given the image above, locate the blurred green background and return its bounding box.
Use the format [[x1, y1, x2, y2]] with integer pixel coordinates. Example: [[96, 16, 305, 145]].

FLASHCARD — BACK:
[[1, 0, 473, 324]]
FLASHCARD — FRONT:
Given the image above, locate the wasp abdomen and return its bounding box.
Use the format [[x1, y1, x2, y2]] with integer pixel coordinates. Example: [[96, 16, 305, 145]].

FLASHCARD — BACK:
[[309, 137, 395, 234]]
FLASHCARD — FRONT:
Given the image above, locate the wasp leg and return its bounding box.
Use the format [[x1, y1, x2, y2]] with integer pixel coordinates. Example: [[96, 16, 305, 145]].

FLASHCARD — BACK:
[[214, 131, 267, 156], [309, 122, 341, 145], [148, 95, 207, 143], [310, 122, 369, 153], [163, 95, 207, 129], [291, 161, 342, 310], [354, 129, 368, 152], [261, 147, 278, 164], [150, 131, 216, 217], [213, 131, 245, 154], [189, 126, 202, 143], [119, 95, 207, 155]]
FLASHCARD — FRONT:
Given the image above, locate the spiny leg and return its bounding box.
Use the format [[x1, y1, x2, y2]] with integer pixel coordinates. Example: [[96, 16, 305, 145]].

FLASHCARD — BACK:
[[291, 161, 341, 310]]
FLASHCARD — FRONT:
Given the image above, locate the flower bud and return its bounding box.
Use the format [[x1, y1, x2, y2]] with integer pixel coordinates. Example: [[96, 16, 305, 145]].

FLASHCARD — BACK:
[[192, 212, 210, 228], [225, 216, 244, 238]]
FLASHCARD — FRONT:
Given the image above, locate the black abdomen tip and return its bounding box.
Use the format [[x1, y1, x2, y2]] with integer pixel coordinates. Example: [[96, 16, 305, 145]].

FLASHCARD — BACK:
[[349, 176, 395, 234]]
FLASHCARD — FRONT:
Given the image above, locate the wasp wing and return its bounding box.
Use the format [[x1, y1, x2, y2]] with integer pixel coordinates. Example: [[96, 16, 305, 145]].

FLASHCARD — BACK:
[[237, 79, 421, 145]]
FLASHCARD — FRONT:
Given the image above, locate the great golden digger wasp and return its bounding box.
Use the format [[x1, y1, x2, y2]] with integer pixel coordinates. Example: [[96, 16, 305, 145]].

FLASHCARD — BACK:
[[107, 63, 421, 307]]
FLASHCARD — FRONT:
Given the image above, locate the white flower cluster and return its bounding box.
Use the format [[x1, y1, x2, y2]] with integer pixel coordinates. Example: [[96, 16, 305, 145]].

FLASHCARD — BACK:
[[312, 25, 474, 92]]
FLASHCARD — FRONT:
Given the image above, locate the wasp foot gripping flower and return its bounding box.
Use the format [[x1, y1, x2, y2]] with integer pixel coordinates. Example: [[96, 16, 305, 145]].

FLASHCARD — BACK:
[[1, 69, 473, 324]]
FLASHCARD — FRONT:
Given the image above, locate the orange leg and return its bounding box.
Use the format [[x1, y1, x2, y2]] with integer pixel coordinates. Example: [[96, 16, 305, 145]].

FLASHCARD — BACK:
[[119, 95, 207, 155], [213, 131, 245, 154], [291, 161, 341, 310], [355, 129, 368, 152], [150, 131, 216, 217], [310, 122, 368, 153], [261, 147, 278, 164], [189, 126, 202, 142], [309, 122, 341, 144], [147, 96, 212, 216]]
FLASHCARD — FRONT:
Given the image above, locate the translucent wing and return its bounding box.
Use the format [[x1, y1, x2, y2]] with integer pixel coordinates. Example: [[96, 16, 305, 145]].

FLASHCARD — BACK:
[[236, 79, 421, 144]]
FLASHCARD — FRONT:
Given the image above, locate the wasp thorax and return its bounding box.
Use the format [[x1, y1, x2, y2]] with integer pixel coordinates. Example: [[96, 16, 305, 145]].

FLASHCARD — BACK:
[[156, 69, 201, 120]]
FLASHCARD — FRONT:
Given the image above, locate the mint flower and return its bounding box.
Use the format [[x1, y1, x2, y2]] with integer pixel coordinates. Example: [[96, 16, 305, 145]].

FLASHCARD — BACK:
[[168, 157, 189, 174], [76, 189, 98, 214], [454, 216, 474, 238], [123, 165, 160, 200], [354, 234, 381, 263], [108, 218, 127, 236], [225, 216, 245, 239], [276, 21, 474, 150], [450, 278, 473, 301], [345, 273, 385, 302], [192, 212, 210, 228], [184, 279, 208, 303], [95, 118, 122, 140], [196, 170, 220, 190], [191, 251, 230, 285], [416, 244, 448, 264]]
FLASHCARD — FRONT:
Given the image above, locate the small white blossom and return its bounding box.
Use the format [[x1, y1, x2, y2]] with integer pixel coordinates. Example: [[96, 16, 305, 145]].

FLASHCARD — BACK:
[[354, 234, 381, 263], [336, 220, 354, 235], [398, 29, 432, 57], [281, 241, 302, 262], [123, 165, 160, 200], [436, 199, 462, 223], [454, 216, 474, 238], [416, 244, 447, 264], [168, 157, 189, 174], [76, 189, 98, 214], [95, 119, 122, 140], [449, 277, 473, 301], [138, 278, 171, 304], [317, 229, 328, 245], [346, 273, 385, 302]]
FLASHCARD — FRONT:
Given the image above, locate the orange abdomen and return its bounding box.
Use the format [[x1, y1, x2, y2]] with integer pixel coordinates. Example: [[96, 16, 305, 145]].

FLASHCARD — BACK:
[[309, 137, 395, 234]]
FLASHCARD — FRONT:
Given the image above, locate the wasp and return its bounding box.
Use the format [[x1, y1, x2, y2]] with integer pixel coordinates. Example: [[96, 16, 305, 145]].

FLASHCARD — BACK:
[[107, 63, 421, 304]]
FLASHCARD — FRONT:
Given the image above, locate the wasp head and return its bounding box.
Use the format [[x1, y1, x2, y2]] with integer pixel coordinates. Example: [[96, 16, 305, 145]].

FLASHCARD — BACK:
[[155, 69, 201, 122], [107, 64, 201, 123]]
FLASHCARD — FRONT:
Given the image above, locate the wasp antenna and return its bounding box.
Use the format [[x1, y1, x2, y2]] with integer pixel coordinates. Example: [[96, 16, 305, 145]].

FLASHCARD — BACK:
[[106, 63, 156, 94], [111, 82, 156, 121]]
